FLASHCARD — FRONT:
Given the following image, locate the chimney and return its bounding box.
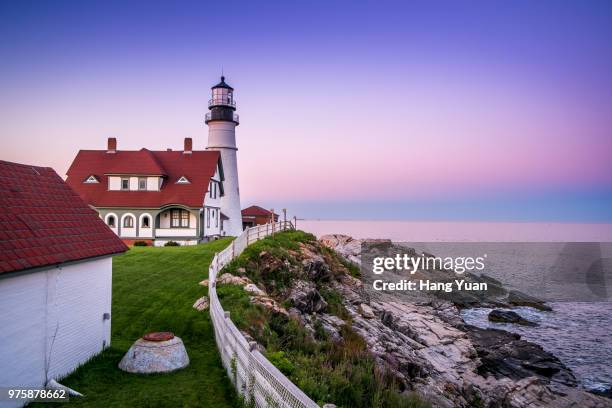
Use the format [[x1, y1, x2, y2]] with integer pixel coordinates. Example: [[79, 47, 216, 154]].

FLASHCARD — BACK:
[[184, 138, 192, 154], [107, 137, 117, 154]]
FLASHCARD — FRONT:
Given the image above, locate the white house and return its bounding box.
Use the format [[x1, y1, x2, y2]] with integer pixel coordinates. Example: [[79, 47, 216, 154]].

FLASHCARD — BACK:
[[0, 160, 128, 407], [66, 137, 226, 246]]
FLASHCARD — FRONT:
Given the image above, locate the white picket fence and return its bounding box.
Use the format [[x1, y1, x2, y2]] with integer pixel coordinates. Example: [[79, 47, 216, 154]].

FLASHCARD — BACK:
[[208, 221, 320, 408]]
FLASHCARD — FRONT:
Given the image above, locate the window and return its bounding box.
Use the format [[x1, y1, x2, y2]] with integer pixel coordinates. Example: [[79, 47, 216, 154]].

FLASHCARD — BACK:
[[138, 177, 147, 190], [141, 216, 150, 228], [84, 175, 99, 183], [171, 209, 190, 228], [123, 216, 134, 228], [209, 181, 217, 198], [214, 209, 218, 227], [121, 178, 129, 190], [107, 215, 115, 227], [177, 176, 190, 184], [206, 209, 210, 228]]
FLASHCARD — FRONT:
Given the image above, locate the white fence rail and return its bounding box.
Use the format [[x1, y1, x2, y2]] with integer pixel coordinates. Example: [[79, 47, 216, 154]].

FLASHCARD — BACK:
[[208, 221, 320, 408]]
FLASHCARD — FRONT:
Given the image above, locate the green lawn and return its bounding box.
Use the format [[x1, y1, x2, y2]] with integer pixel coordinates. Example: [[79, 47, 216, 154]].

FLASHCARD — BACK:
[[31, 239, 239, 408]]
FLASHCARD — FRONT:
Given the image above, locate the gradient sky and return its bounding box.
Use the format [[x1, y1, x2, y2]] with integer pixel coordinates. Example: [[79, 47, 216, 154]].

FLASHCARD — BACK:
[[1, 0, 612, 222]]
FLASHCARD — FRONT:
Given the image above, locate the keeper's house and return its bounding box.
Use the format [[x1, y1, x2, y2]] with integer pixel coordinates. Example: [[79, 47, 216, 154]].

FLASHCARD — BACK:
[[242, 205, 279, 229], [0, 160, 127, 404], [66, 137, 225, 246]]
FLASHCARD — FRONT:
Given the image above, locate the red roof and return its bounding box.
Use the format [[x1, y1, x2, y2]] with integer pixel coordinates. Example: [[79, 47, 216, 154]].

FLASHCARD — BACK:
[[66, 149, 221, 208], [242, 205, 278, 217], [0, 160, 128, 275]]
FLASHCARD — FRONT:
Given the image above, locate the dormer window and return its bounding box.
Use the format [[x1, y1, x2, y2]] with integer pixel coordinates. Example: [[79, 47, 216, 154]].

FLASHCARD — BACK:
[[176, 176, 190, 184], [121, 178, 129, 190], [84, 175, 99, 184], [138, 177, 147, 190]]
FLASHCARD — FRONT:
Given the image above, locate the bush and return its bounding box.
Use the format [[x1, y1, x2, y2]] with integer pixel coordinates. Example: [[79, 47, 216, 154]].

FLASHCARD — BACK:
[[266, 351, 295, 376], [164, 241, 180, 247], [133, 241, 149, 246]]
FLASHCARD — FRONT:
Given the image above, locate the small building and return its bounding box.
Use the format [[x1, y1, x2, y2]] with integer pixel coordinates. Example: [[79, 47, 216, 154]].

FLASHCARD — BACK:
[[0, 160, 128, 404], [66, 137, 225, 246], [242, 205, 279, 229]]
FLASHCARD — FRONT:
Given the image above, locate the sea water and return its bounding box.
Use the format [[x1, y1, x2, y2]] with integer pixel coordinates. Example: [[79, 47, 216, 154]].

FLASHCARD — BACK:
[[300, 220, 612, 393]]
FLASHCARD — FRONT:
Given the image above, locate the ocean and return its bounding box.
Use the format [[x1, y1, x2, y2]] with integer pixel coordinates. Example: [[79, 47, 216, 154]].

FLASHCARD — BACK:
[[299, 220, 612, 394]]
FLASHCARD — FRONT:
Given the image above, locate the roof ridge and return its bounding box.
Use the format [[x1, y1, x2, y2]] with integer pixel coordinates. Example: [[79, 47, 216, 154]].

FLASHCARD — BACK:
[[142, 149, 167, 175]]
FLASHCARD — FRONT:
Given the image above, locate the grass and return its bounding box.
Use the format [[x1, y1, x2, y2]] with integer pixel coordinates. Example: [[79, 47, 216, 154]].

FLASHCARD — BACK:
[[30, 239, 240, 408], [218, 231, 430, 408]]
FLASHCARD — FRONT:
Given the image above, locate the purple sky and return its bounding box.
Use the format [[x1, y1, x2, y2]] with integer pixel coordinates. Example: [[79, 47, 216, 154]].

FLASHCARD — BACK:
[[1, 1, 611, 221]]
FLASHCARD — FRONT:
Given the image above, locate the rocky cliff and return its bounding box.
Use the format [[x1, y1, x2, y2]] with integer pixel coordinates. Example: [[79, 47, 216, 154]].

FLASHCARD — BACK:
[[215, 232, 611, 408]]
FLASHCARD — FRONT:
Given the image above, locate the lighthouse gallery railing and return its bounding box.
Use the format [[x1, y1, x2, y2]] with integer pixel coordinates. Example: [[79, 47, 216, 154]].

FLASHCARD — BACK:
[[208, 221, 319, 408]]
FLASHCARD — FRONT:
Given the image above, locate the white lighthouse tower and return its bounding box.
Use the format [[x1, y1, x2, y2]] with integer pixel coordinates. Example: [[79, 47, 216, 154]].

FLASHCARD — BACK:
[[205, 76, 243, 236]]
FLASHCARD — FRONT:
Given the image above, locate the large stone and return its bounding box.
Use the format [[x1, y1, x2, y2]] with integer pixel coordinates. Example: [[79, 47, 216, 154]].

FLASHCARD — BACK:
[[244, 283, 267, 296], [288, 280, 328, 314], [319, 234, 363, 265], [119, 332, 189, 373], [488, 309, 537, 326], [193, 296, 209, 311], [508, 290, 552, 311], [218, 273, 252, 286]]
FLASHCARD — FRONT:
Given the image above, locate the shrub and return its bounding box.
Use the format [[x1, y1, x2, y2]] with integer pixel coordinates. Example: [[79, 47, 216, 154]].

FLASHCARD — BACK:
[[266, 351, 295, 376], [164, 241, 180, 247], [133, 241, 149, 246]]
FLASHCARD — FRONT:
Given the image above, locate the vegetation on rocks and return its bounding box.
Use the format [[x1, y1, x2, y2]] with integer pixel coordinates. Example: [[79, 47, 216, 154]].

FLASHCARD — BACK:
[[217, 230, 429, 408]]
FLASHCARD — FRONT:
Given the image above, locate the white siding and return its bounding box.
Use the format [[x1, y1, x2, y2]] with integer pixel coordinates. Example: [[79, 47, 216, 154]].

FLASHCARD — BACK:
[[204, 206, 221, 237], [108, 176, 121, 190], [0, 258, 112, 407], [129, 177, 138, 191], [207, 121, 242, 236], [146, 177, 159, 191], [156, 228, 197, 237]]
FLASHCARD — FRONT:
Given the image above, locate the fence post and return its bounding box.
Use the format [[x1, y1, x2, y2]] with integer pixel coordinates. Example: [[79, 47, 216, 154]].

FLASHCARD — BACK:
[[293, 216, 297, 230], [231, 240, 235, 258]]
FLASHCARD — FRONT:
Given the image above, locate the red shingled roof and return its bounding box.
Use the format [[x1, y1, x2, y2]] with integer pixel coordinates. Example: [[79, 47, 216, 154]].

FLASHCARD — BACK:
[[66, 149, 221, 208], [242, 205, 278, 217], [0, 160, 128, 275]]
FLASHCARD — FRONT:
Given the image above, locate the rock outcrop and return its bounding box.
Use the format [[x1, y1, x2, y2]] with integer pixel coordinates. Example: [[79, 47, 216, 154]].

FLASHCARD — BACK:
[[314, 234, 612, 407], [218, 233, 611, 407], [488, 309, 537, 326]]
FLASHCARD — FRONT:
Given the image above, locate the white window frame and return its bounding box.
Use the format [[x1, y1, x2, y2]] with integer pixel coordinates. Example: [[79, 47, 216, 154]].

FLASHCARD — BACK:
[[84, 175, 99, 183]]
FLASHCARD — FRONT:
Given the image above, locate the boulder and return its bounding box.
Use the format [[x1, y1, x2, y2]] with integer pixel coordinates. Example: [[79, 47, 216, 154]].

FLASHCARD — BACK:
[[508, 290, 552, 311], [119, 332, 189, 373], [244, 283, 267, 296], [319, 234, 363, 265], [288, 281, 328, 313], [300, 243, 332, 281], [250, 295, 288, 315], [218, 273, 252, 286], [358, 303, 375, 319], [488, 309, 537, 326], [193, 296, 209, 311]]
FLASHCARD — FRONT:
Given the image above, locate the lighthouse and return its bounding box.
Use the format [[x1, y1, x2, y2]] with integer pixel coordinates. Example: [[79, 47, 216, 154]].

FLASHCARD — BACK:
[[205, 76, 243, 236]]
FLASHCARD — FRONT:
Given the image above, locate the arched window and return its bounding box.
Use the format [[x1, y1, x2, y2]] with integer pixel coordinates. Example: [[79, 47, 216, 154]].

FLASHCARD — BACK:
[[123, 216, 134, 228], [107, 215, 115, 227], [141, 216, 150, 228]]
